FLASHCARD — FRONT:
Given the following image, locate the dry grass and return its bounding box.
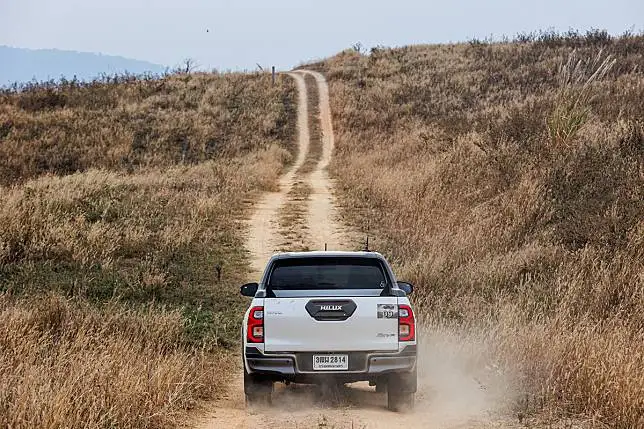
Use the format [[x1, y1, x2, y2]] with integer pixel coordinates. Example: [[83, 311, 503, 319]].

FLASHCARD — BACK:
[[0, 72, 296, 185], [310, 32, 644, 427], [547, 51, 616, 146], [0, 71, 296, 427], [0, 293, 232, 428]]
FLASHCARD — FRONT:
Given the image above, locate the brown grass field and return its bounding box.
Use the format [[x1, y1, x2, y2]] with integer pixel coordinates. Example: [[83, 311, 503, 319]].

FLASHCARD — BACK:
[[307, 31, 643, 427], [0, 72, 296, 428]]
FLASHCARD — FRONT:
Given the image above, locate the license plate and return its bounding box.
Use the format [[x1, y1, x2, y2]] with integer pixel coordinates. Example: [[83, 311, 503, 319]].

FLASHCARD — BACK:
[[313, 354, 348, 371]]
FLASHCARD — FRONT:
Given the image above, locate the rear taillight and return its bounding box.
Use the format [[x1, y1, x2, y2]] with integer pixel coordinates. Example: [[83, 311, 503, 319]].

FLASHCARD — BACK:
[[247, 306, 264, 343], [398, 304, 415, 342]]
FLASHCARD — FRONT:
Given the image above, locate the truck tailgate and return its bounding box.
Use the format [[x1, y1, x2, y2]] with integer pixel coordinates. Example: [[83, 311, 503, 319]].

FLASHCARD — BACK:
[[264, 296, 398, 352]]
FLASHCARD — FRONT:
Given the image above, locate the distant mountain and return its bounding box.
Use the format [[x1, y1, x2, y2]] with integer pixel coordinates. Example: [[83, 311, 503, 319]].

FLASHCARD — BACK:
[[0, 46, 167, 86]]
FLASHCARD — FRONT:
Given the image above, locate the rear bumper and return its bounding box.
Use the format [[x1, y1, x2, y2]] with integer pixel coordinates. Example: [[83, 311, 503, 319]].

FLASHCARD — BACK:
[[245, 345, 416, 382]]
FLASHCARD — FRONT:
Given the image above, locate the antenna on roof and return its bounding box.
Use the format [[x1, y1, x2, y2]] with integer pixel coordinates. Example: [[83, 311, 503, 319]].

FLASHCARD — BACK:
[[363, 217, 372, 251], [324, 243, 327, 251]]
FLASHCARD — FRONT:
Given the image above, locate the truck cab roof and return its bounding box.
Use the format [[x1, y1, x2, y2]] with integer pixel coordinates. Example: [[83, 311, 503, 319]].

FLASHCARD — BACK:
[[269, 251, 386, 261]]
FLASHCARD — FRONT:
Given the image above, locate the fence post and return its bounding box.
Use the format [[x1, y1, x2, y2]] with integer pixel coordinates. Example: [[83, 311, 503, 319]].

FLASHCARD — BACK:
[[272, 66, 276, 85]]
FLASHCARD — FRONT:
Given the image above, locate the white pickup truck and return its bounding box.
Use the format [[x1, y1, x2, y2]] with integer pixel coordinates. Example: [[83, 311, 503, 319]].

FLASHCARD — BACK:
[[240, 251, 417, 411]]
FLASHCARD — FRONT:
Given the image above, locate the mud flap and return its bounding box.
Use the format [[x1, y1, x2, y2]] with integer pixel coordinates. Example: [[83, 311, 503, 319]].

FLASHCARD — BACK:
[[243, 366, 273, 395]]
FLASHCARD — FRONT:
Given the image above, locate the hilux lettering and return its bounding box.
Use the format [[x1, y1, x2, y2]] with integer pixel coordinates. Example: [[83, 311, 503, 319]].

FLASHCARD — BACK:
[[320, 305, 343, 311]]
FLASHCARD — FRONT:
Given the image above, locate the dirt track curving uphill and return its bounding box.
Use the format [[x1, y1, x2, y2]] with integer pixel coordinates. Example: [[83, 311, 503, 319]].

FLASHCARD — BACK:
[[195, 71, 519, 429], [244, 72, 309, 276]]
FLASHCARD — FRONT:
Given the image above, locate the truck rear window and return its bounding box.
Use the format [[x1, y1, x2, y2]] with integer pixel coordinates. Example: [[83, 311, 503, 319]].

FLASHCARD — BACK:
[[268, 257, 388, 290]]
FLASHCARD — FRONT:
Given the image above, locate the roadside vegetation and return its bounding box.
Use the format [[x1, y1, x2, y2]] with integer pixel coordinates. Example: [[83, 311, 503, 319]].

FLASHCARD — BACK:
[[310, 30, 644, 427], [0, 72, 296, 428]]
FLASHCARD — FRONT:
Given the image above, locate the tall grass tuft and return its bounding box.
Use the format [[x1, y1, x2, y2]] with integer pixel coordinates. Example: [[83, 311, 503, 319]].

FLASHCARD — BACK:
[[547, 51, 616, 146]]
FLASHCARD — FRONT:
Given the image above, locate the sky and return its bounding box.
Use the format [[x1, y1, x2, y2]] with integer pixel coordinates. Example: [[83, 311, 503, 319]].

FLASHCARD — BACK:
[[1, 0, 643, 71]]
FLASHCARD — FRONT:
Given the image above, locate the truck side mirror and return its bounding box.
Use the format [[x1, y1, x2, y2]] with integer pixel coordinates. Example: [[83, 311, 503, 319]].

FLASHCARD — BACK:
[[397, 281, 414, 295], [240, 282, 259, 297]]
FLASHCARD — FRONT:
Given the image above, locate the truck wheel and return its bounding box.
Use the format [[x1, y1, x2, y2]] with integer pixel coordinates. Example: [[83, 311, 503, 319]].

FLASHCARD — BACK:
[[386, 367, 417, 412], [387, 391, 415, 412], [243, 366, 273, 406], [245, 391, 272, 407]]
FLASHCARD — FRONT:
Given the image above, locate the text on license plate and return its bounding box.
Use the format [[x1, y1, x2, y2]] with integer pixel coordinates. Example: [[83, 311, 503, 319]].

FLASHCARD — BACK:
[[313, 354, 348, 371]]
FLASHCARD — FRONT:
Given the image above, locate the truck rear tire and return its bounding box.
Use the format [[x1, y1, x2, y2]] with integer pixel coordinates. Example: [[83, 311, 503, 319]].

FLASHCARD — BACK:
[[245, 392, 272, 407], [386, 366, 417, 412], [387, 391, 415, 412], [243, 366, 273, 407]]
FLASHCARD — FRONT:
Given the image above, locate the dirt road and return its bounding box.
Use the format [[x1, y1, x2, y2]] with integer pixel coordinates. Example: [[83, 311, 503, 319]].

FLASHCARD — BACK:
[[245, 72, 309, 276], [245, 70, 348, 276], [195, 71, 520, 429]]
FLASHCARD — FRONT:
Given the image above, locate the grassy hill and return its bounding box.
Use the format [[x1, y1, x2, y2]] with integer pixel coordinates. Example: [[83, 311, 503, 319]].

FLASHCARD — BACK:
[[308, 31, 643, 427], [0, 72, 296, 428]]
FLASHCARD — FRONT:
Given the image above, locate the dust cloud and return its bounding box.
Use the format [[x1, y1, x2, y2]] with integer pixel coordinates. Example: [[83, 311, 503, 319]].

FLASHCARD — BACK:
[[197, 324, 521, 429], [410, 323, 520, 428], [260, 325, 518, 429]]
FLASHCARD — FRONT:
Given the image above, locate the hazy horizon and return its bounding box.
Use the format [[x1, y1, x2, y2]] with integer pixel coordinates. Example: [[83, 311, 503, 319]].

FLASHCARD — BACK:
[[2, 1, 643, 72], [0, 46, 167, 85]]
